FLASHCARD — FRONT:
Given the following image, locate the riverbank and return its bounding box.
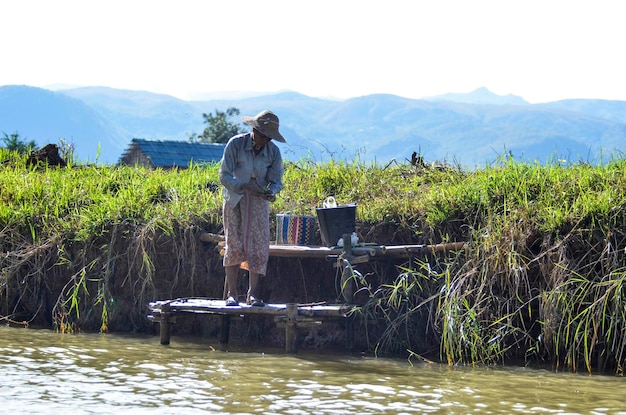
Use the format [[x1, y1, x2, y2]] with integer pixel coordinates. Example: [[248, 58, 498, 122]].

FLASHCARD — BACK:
[[2, 149, 626, 373]]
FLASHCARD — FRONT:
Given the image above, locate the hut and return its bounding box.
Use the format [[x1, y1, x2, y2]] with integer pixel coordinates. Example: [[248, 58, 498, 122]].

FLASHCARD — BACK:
[[118, 138, 225, 169]]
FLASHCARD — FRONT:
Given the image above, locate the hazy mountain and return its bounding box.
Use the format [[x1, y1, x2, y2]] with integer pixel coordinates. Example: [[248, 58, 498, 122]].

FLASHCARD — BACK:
[[2, 85, 625, 167], [61, 86, 205, 140], [535, 99, 626, 124], [423, 87, 529, 106], [0, 85, 126, 163]]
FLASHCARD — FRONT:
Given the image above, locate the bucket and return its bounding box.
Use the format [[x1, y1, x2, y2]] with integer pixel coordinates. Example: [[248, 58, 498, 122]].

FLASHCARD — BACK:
[[315, 204, 357, 247]]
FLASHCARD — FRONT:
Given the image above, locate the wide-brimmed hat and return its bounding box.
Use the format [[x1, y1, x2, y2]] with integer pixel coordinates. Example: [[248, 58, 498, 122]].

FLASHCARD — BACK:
[[242, 110, 286, 143]]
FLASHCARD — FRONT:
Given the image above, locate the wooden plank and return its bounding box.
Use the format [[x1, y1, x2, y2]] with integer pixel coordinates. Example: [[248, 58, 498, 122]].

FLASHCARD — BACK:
[[330, 254, 370, 266], [200, 231, 465, 259], [148, 298, 352, 318], [295, 305, 352, 317], [275, 321, 322, 329]]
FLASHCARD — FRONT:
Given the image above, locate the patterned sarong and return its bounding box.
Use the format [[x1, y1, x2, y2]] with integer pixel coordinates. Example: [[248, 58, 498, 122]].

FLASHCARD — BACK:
[[222, 186, 270, 275]]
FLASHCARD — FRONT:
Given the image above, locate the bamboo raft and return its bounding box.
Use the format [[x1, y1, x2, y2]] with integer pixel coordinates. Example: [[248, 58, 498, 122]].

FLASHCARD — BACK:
[[148, 235, 466, 352]]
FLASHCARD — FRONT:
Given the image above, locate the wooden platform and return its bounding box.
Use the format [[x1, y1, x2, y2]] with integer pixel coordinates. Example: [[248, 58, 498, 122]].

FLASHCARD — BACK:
[[148, 297, 354, 352], [149, 237, 466, 352], [200, 231, 466, 261]]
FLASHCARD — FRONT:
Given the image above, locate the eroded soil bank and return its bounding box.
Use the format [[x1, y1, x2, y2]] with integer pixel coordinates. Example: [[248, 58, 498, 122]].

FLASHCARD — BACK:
[[1, 220, 429, 354]]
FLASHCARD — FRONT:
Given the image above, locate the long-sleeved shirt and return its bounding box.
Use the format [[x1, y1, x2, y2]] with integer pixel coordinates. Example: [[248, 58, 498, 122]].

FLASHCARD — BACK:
[[218, 132, 284, 208]]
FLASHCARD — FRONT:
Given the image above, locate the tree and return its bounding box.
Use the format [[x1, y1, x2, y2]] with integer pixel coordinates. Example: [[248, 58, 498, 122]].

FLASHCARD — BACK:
[[2, 132, 36, 154], [191, 107, 246, 144]]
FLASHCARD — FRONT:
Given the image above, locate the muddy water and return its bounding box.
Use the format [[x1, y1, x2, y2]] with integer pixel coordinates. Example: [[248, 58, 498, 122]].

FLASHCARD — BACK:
[[1, 326, 625, 414]]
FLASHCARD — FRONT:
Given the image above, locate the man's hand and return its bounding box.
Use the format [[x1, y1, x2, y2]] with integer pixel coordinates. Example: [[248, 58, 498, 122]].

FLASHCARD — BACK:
[[242, 183, 276, 201], [241, 183, 263, 195]]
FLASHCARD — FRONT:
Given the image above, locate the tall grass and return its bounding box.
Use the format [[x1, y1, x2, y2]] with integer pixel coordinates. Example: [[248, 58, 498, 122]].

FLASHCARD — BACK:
[[347, 155, 626, 373], [0, 150, 223, 332], [3, 148, 626, 372]]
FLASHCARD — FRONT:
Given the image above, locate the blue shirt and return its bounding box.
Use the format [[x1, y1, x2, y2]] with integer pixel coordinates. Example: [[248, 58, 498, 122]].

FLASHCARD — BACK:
[[219, 132, 284, 208]]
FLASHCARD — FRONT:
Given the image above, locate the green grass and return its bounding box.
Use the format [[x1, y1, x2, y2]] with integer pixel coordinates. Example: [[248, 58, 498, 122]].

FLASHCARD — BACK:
[[3, 148, 626, 373], [0, 153, 223, 241], [4, 151, 625, 244]]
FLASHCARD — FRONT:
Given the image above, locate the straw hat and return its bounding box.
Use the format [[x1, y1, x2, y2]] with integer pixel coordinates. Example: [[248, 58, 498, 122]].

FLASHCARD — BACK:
[[242, 110, 286, 143]]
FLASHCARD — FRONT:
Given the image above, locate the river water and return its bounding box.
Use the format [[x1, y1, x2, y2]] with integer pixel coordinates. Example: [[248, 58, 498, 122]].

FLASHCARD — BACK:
[[1, 326, 625, 414]]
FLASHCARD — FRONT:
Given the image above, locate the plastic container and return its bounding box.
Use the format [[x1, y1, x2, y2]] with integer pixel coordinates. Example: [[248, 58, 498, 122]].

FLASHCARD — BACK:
[[315, 204, 357, 247]]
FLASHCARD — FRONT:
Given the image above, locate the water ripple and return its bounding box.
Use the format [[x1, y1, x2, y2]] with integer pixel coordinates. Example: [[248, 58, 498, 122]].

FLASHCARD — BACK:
[[2, 327, 626, 414]]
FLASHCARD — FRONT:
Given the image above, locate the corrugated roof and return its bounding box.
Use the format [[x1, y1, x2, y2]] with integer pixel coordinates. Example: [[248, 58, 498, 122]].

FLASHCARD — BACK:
[[121, 138, 225, 167]]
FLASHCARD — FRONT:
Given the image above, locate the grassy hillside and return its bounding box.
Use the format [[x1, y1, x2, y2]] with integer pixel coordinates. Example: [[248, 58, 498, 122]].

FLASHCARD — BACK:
[[2, 149, 626, 373]]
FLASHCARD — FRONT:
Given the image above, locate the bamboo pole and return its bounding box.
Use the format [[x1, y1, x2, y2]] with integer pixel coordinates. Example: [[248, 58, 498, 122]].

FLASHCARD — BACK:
[[368, 242, 466, 257], [267, 242, 466, 258]]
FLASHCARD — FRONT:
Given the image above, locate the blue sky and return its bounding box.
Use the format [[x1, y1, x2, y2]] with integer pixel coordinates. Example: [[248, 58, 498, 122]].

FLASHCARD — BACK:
[[3, 0, 625, 103]]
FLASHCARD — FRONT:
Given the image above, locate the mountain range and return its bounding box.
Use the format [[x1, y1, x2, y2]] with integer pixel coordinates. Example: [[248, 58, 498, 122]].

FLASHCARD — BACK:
[[1, 85, 625, 167]]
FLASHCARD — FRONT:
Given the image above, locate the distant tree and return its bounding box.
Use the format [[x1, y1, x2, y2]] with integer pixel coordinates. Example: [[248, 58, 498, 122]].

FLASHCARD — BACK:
[[2, 132, 36, 154], [191, 107, 246, 144]]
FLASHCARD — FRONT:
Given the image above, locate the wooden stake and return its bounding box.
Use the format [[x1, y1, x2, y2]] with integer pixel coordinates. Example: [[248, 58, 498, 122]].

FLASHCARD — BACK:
[[219, 314, 231, 344], [159, 303, 171, 345], [285, 303, 298, 353], [345, 315, 355, 352]]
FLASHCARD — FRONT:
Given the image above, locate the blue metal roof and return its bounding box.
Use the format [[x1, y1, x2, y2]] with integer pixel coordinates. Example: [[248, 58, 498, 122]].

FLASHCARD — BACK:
[[120, 138, 225, 168]]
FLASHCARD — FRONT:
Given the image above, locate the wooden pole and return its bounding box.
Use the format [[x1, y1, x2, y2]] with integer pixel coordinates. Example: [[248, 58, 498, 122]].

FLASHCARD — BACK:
[[159, 303, 171, 345], [219, 315, 231, 344], [345, 315, 355, 352], [343, 233, 352, 256], [285, 303, 298, 353]]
